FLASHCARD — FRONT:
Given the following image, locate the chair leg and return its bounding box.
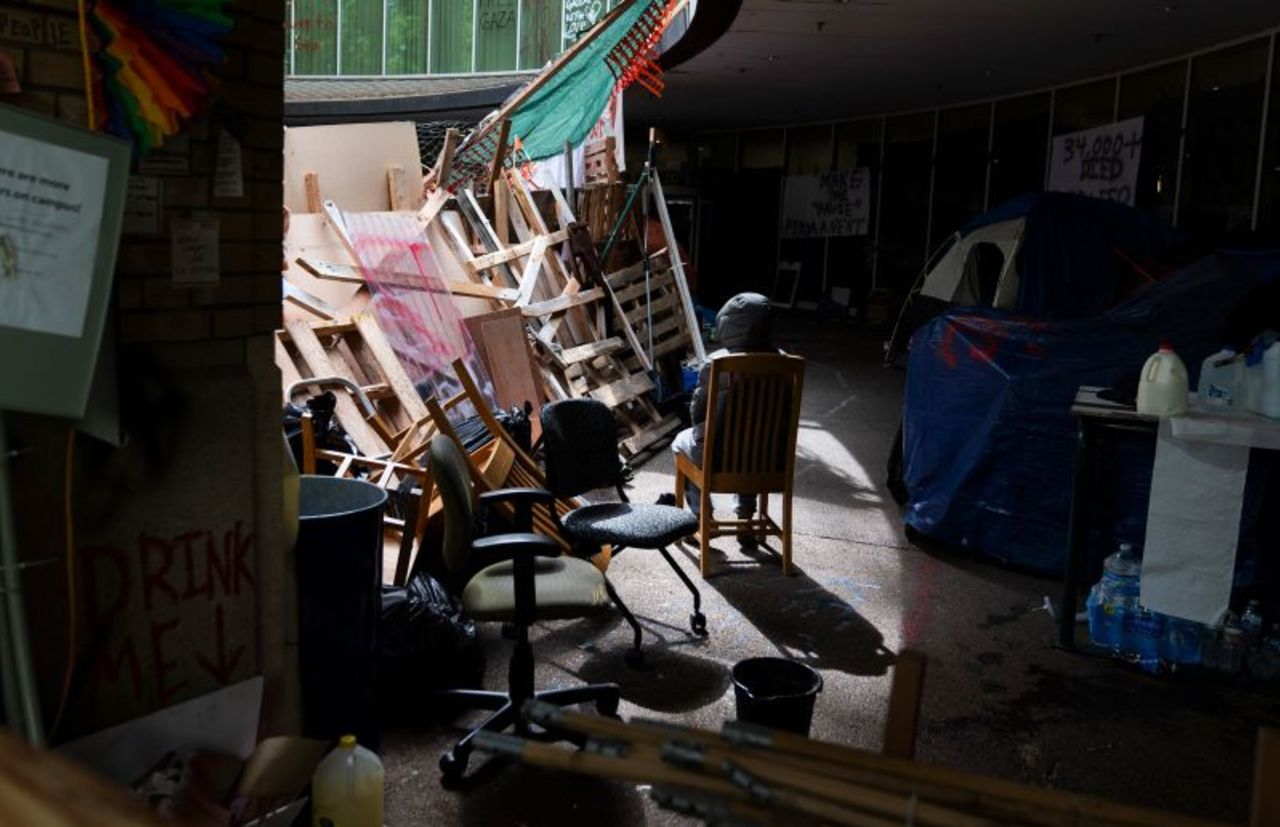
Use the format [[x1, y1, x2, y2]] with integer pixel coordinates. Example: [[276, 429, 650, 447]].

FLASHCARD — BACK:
[[674, 466, 685, 509], [440, 700, 516, 781], [657, 545, 706, 636], [536, 682, 621, 717], [604, 577, 644, 667], [782, 489, 794, 576], [699, 487, 712, 578]]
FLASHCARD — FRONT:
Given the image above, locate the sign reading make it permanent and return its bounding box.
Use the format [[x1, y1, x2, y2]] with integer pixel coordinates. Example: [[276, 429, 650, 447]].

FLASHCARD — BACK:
[[1048, 116, 1144, 206], [781, 168, 872, 238]]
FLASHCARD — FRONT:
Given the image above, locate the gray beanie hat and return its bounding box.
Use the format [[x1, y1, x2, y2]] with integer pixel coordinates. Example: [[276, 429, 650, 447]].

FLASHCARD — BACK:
[[716, 292, 772, 349]]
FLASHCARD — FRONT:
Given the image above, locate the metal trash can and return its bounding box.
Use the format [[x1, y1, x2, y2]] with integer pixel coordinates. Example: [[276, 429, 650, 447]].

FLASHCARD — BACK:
[[296, 475, 387, 749], [731, 657, 823, 736]]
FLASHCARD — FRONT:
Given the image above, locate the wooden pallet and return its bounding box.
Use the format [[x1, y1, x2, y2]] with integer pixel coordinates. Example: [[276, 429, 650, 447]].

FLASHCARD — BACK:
[[605, 249, 697, 375], [276, 313, 431, 458]]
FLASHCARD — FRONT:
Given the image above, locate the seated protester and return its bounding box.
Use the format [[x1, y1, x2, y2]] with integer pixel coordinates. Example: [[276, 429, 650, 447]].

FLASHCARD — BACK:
[[669, 292, 780, 536]]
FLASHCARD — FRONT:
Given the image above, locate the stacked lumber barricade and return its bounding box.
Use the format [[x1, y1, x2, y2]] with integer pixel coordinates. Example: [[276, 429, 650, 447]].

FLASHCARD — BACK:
[[279, 120, 704, 464]]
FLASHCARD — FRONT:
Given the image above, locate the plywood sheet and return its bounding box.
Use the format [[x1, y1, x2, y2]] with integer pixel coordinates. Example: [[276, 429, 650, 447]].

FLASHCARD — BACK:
[[284, 123, 424, 214], [283, 213, 367, 324], [464, 308, 544, 439]]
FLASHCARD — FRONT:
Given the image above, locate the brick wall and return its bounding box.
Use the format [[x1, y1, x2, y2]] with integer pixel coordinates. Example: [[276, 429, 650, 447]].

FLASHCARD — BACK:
[[1, 0, 284, 342], [3, 1, 292, 738]]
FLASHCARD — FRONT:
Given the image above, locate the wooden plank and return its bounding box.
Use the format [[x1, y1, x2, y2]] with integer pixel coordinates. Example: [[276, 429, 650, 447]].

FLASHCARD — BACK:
[[1253, 728, 1280, 827], [588, 372, 654, 409], [522, 286, 603, 318], [535, 279, 581, 345], [560, 338, 624, 365], [494, 177, 510, 245], [283, 279, 339, 320], [352, 314, 430, 422], [435, 127, 460, 185], [651, 169, 706, 361], [883, 650, 926, 760], [625, 291, 681, 326], [296, 256, 364, 283], [276, 335, 307, 393], [612, 269, 676, 305], [488, 118, 512, 190], [284, 320, 387, 456], [467, 230, 569, 273], [516, 237, 550, 306], [387, 164, 406, 210], [303, 171, 322, 213]]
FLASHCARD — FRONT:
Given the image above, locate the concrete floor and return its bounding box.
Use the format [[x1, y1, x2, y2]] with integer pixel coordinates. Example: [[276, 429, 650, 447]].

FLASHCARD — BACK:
[[381, 315, 1280, 825]]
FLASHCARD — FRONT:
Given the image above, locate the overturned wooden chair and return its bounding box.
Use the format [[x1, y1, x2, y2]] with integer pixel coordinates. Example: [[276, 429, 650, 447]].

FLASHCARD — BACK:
[[674, 353, 806, 577]]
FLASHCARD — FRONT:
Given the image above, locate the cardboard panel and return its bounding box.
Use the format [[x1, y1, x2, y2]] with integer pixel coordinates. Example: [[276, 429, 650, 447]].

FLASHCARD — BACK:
[[283, 123, 424, 214]]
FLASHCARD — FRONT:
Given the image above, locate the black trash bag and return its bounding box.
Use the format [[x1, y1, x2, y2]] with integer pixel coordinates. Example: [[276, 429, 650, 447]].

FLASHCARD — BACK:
[[282, 392, 358, 473], [379, 572, 482, 720]]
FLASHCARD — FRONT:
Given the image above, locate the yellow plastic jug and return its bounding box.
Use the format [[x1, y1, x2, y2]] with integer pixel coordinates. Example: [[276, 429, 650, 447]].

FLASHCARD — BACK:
[[311, 735, 384, 827]]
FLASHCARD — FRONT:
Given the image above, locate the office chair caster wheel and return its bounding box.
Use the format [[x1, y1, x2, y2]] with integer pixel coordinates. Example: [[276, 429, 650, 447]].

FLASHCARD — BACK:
[[690, 611, 708, 637], [596, 694, 619, 717], [624, 648, 644, 669], [439, 750, 467, 784]]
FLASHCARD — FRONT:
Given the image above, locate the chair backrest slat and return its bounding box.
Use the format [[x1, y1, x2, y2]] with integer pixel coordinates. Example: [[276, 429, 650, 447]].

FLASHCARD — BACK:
[[702, 354, 805, 491]]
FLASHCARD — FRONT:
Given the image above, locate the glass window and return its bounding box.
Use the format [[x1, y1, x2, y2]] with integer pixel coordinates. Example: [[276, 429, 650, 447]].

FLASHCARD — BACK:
[[292, 0, 338, 75], [476, 0, 518, 71], [1181, 38, 1269, 236], [932, 103, 990, 247], [829, 119, 881, 302], [339, 0, 384, 74], [1053, 78, 1117, 135], [739, 129, 784, 169], [786, 125, 832, 175], [386, 0, 428, 74], [989, 92, 1051, 207], [431, 0, 475, 73], [877, 112, 934, 292], [1258, 37, 1280, 234], [519, 0, 561, 69], [697, 132, 736, 173], [1118, 60, 1187, 223]]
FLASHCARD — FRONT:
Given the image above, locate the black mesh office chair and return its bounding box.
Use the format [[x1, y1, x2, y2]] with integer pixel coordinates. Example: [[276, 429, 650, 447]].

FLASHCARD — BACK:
[[429, 435, 620, 782], [540, 398, 706, 665]]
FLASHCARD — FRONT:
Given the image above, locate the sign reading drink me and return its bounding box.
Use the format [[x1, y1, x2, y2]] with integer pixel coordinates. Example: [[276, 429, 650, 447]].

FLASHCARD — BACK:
[[781, 168, 872, 238]]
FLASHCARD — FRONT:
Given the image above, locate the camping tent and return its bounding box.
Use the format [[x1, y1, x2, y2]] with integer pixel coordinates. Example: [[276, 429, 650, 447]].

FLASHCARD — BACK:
[[886, 193, 1190, 362]]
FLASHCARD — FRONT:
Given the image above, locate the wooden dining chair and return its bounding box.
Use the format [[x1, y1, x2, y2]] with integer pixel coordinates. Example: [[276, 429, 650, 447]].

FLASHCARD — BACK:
[[674, 353, 805, 577]]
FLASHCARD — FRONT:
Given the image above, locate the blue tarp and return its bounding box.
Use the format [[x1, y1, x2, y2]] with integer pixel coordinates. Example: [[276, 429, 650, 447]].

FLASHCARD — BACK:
[[902, 250, 1280, 580]]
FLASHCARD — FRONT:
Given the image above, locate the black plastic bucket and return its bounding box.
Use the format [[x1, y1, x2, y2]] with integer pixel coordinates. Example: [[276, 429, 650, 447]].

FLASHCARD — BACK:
[[731, 657, 823, 736], [296, 475, 387, 749]]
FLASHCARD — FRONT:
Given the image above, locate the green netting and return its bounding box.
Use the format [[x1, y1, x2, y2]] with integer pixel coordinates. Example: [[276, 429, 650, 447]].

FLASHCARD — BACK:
[[507, 0, 653, 162]]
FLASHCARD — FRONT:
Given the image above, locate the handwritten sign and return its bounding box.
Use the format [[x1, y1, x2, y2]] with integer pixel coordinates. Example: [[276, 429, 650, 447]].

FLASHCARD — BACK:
[[0, 131, 109, 338], [123, 176, 161, 235], [171, 214, 219, 286], [563, 0, 604, 45], [1048, 116, 1144, 206], [781, 168, 871, 239]]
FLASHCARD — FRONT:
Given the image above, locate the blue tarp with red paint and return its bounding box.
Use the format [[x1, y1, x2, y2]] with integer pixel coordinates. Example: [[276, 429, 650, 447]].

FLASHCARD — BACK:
[[902, 250, 1280, 579]]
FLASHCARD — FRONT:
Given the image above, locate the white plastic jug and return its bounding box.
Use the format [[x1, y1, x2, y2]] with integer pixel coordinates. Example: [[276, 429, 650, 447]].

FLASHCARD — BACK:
[[1136, 342, 1188, 417], [312, 735, 384, 827], [1262, 342, 1280, 420], [1197, 347, 1242, 409]]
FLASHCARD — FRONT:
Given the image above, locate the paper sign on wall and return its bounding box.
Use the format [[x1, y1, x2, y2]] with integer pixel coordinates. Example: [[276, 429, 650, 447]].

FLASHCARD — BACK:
[[171, 215, 219, 286], [123, 176, 161, 235], [214, 129, 244, 199], [1048, 116, 1144, 206], [139, 133, 191, 176], [0, 131, 110, 338], [781, 168, 872, 239]]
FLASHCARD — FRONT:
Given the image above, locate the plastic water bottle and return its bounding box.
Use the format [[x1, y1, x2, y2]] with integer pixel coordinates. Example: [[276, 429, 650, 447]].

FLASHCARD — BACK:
[[1244, 344, 1266, 414], [1241, 600, 1264, 649], [312, 735, 384, 827], [1088, 543, 1141, 652], [1197, 347, 1243, 409]]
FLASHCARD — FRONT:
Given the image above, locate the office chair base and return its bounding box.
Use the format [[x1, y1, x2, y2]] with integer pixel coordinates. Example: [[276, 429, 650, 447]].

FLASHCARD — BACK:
[[690, 611, 707, 636], [438, 683, 621, 783]]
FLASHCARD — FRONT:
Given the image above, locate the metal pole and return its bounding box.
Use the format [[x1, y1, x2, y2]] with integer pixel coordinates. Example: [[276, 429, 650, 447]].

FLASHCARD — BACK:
[[0, 414, 45, 744]]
